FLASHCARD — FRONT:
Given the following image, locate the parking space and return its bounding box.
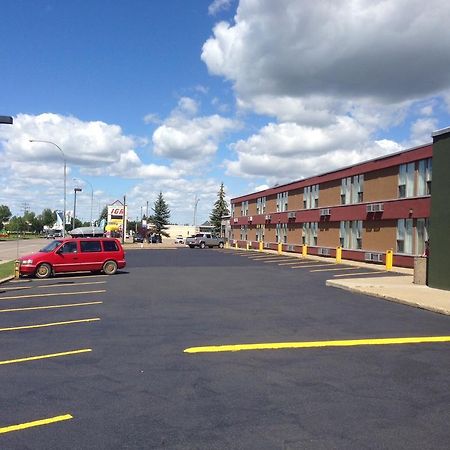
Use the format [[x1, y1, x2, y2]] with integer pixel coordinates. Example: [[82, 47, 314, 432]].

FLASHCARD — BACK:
[[1, 248, 449, 448]]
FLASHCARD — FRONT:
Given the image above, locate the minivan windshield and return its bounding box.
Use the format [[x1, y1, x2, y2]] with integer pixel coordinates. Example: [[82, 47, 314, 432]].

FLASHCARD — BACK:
[[39, 240, 63, 253]]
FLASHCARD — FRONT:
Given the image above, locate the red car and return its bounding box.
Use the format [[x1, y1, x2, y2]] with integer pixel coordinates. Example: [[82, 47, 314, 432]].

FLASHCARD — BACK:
[[18, 238, 126, 278]]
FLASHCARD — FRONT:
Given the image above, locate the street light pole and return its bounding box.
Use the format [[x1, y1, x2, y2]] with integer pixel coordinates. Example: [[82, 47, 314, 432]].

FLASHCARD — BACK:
[[29, 140, 67, 237], [73, 188, 82, 230], [73, 177, 94, 226], [193, 195, 200, 228]]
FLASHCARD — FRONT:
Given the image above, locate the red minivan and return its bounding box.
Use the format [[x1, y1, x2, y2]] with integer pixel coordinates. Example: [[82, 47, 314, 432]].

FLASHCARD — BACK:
[[18, 238, 126, 278]]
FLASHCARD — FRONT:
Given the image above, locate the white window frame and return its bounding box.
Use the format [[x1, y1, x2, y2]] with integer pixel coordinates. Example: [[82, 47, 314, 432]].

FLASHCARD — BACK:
[[415, 218, 429, 255], [241, 201, 249, 216], [256, 224, 265, 242], [276, 192, 288, 212], [303, 185, 319, 209], [256, 196, 266, 215], [302, 222, 318, 246], [417, 158, 432, 196], [397, 218, 413, 254], [399, 163, 415, 198]]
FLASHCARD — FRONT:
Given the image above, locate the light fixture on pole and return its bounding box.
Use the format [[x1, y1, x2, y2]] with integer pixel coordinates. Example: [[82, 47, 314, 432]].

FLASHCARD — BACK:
[[0, 116, 13, 125], [29, 140, 67, 237], [73, 177, 94, 226], [73, 187, 82, 230]]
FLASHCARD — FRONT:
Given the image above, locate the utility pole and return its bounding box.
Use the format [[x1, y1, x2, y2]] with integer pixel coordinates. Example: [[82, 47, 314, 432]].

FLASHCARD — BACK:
[[193, 195, 200, 228], [122, 195, 126, 244]]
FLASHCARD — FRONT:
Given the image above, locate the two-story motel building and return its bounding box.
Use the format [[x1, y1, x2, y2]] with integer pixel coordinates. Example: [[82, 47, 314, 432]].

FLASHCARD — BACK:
[[230, 142, 433, 268]]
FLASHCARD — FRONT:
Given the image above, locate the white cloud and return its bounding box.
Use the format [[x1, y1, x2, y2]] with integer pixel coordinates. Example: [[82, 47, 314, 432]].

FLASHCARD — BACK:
[[201, 0, 450, 183], [409, 118, 437, 145], [152, 97, 239, 162], [208, 0, 233, 16]]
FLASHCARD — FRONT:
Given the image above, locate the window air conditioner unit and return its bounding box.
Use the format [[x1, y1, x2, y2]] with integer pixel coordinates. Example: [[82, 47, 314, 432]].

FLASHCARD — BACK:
[[364, 252, 383, 262], [265, 215, 272, 221], [367, 203, 384, 213], [288, 212, 296, 219], [248, 216, 253, 222], [318, 247, 331, 256], [233, 218, 238, 223], [320, 208, 331, 216]]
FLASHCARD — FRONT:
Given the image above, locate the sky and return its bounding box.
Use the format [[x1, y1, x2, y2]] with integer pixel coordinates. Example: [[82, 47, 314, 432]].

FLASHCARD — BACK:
[[1, 0, 450, 225]]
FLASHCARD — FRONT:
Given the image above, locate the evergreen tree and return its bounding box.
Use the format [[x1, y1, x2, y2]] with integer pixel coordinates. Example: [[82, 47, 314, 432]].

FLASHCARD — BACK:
[[150, 192, 171, 238], [40, 208, 56, 227], [99, 206, 108, 223], [209, 182, 230, 235]]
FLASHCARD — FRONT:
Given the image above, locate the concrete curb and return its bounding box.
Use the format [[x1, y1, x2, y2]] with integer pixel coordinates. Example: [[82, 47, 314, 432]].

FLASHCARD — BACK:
[[0, 275, 15, 284], [326, 278, 450, 316]]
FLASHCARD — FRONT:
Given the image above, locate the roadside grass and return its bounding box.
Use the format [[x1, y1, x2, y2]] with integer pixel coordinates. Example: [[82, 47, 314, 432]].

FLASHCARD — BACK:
[[0, 261, 15, 279]]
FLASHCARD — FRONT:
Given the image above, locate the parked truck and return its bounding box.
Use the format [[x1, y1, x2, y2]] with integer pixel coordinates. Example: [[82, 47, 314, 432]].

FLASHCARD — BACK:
[[185, 233, 225, 249]]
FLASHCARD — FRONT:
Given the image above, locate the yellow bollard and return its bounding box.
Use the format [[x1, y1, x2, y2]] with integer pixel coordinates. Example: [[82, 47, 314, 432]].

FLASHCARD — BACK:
[[302, 244, 307, 257], [335, 246, 342, 264], [246, 241, 250, 251], [277, 242, 282, 255], [235, 241, 238, 249], [385, 249, 393, 271], [259, 241, 263, 252], [225, 241, 229, 249], [14, 260, 20, 279]]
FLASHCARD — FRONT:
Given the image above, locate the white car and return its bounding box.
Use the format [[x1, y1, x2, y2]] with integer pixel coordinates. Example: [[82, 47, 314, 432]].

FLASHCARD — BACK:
[[174, 235, 184, 244]]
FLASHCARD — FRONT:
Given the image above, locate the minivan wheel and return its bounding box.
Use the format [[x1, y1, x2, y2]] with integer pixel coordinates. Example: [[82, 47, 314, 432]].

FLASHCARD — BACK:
[[200, 242, 206, 249], [218, 242, 224, 249], [35, 263, 52, 279], [103, 260, 118, 275]]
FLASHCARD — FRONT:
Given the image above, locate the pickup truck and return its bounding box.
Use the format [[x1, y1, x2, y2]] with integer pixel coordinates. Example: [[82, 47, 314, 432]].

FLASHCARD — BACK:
[[185, 233, 225, 249]]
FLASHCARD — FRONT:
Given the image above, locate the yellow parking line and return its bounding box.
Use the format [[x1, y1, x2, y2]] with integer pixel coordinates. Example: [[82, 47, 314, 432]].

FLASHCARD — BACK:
[[0, 281, 106, 291], [0, 290, 106, 301], [290, 263, 334, 269], [278, 261, 306, 265], [9, 274, 107, 283], [0, 301, 103, 313], [0, 318, 100, 332], [0, 348, 92, 365], [333, 271, 387, 277], [0, 414, 73, 434], [310, 267, 359, 273], [184, 336, 450, 354]]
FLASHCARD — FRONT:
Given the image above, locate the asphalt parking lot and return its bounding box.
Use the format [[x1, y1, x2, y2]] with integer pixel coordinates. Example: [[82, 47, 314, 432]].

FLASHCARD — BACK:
[[1, 248, 449, 449]]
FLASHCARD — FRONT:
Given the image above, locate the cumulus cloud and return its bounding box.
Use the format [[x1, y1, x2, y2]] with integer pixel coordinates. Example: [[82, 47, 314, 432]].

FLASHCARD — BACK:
[[202, 0, 450, 104], [152, 97, 239, 162], [201, 0, 450, 183], [208, 0, 233, 16], [409, 118, 437, 145]]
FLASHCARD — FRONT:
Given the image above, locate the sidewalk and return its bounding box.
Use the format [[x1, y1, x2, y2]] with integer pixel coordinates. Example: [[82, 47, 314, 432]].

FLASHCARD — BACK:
[[327, 275, 450, 316]]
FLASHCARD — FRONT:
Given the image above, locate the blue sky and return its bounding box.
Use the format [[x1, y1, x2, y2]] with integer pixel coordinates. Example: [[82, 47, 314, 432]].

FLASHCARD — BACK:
[[1, 0, 450, 224]]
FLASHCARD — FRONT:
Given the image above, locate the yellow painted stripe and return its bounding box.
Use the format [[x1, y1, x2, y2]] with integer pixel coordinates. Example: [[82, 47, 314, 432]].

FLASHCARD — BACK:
[[184, 336, 450, 353], [0, 281, 106, 291], [278, 260, 307, 265], [290, 263, 334, 269], [10, 274, 107, 283], [0, 290, 106, 301], [310, 267, 359, 273], [0, 301, 103, 313], [333, 271, 386, 277], [0, 414, 73, 434], [0, 318, 100, 332], [0, 348, 92, 365]]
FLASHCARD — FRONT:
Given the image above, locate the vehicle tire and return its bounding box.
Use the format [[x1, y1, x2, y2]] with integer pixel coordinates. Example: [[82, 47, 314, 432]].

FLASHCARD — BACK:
[[200, 242, 206, 249], [189, 245, 195, 248], [103, 260, 118, 275], [218, 242, 224, 249], [35, 263, 52, 279]]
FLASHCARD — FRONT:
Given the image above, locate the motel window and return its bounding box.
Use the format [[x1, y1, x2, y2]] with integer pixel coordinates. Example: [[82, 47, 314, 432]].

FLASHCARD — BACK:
[[276, 192, 288, 212], [417, 158, 432, 196], [302, 222, 318, 246], [241, 201, 249, 216], [276, 223, 288, 243], [256, 196, 266, 214], [240, 225, 248, 241], [415, 218, 429, 255], [256, 224, 265, 242], [303, 185, 319, 209], [339, 220, 362, 250], [398, 163, 415, 198], [397, 219, 413, 254], [341, 175, 363, 205]]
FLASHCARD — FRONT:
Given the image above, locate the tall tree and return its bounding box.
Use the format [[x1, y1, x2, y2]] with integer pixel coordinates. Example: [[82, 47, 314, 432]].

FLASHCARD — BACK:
[[40, 208, 56, 227], [99, 206, 108, 224], [150, 192, 171, 238], [210, 182, 230, 235], [0, 204, 12, 229]]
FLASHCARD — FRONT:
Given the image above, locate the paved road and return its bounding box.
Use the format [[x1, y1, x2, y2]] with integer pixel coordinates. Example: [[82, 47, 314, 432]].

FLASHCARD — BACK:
[[0, 238, 46, 262], [0, 248, 449, 449]]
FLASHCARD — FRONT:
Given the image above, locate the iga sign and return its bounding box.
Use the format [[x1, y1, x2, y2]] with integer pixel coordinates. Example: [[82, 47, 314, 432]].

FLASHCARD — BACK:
[[106, 202, 128, 234]]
